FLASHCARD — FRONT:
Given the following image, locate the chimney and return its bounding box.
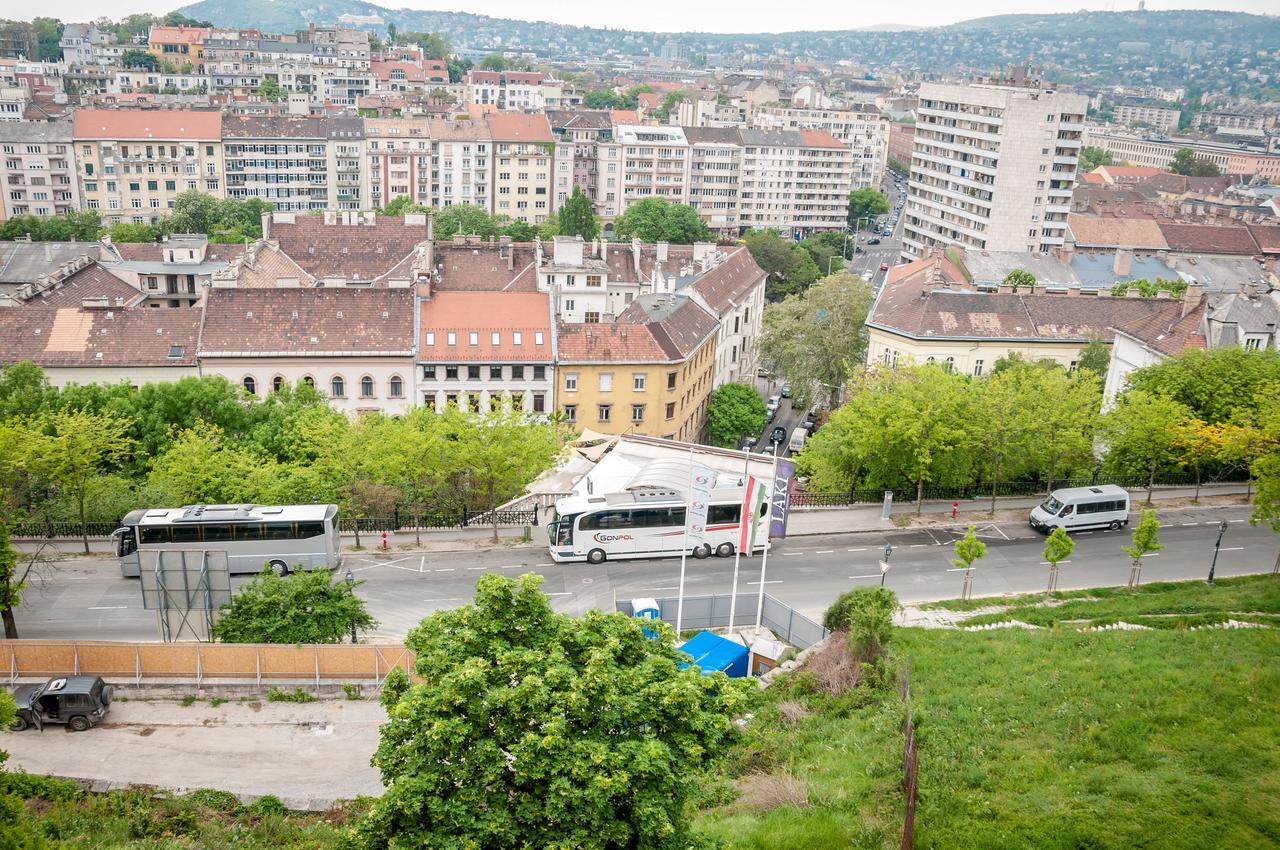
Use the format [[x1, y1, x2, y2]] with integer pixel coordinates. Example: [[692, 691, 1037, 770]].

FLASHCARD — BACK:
[[1067, 285, 1081, 297], [1113, 248, 1132, 278], [632, 238, 642, 278], [1182, 283, 1202, 317], [601, 239, 608, 265], [427, 212, 435, 241], [1125, 287, 1141, 298], [656, 242, 669, 262]]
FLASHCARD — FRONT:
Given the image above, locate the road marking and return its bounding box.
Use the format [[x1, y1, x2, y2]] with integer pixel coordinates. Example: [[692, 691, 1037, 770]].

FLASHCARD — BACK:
[[1182, 522, 1200, 526], [434, 568, 455, 572], [422, 597, 461, 603], [645, 586, 680, 592], [535, 563, 555, 567], [419, 556, 426, 572], [1142, 553, 1160, 557], [1038, 561, 1073, 565], [467, 566, 486, 571], [1219, 547, 1245, 551], [848, 574, 881, 580], [784, 552, 804, 557], [910, 544, 927, 548], [847, 547, 867, 552], [499, 564, 524, 569], [1229, 519, 1245, 523], [548, 592, 573, 596], [88, 605, 128, 610], [815, 550, 834, 554], [748, 580, 783, 585]]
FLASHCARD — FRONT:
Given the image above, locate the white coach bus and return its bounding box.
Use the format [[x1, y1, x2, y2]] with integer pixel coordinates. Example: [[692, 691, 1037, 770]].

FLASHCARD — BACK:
[[114, 504, 342, 578]]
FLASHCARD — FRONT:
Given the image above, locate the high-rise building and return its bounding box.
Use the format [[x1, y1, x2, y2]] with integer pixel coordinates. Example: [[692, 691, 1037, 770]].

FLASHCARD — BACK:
[[222, 116, 364, 212], [903, 81, 1087, 258]]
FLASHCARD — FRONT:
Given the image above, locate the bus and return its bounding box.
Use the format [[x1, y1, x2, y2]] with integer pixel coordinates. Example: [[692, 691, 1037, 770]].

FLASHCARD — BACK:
[[1029, 485, 1130, 533], [548, 490, 769, 564], [114, 504, 343, 578]]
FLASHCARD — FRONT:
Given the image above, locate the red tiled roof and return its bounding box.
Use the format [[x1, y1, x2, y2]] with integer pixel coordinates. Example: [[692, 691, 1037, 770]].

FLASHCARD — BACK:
[[1157, 223, 1259, 255], [637, 92, 662, 109], [485, 112, 554, 142], [199, 288, 414, 356], [0, 307, 199, 367], [1068, 215, 1169, 250], [556, 322, 668, 362], [73, 108, 221, 140], [148, 26, 209, 45], [798, 129, 846, 149], [419, 291, 551, 361], [27, 263, 140, 309], [433, 243, 539, 292], [610, 109, 640, 124], [268, 216, 428, 281], [1113, 297, 1207, 357], [690, 247, 766, 315], [1246, 224, 1280, 254], [372, 60, 428, 83]]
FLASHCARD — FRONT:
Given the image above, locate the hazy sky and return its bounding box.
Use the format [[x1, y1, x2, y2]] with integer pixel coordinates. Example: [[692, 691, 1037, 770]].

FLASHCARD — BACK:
[[26, 0, 1278, 34]]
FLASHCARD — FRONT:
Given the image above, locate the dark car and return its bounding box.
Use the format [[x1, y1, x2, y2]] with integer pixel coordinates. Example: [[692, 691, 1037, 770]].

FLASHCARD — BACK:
[[739, 435, 758, 451], [770, 425, 787, 444], [11, 676, 113, 732], [867, 237, 881, 245]]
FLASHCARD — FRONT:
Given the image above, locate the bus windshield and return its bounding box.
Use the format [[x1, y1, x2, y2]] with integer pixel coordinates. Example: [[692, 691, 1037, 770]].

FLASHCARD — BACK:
[[551, 512, 577, 546], [1040, 496, 1064, 515]]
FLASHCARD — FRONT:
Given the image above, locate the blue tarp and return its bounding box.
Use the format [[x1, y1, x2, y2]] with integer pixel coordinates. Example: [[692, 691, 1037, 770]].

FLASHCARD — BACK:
[[678, 630, 749, 678]]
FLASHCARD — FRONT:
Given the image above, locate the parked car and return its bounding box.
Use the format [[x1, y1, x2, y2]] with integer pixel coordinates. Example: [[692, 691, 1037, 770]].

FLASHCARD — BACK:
[[867, 237, 881, 245], [11, 676, 113, 732], [766, 394, 781, 418], [739, 436, 758, 451], [780, 383, 792, 398], [861, 271, 874, 282], [880, 262, 889, 271], [803, 409, 819, 429], [770, 425, 787, 444]]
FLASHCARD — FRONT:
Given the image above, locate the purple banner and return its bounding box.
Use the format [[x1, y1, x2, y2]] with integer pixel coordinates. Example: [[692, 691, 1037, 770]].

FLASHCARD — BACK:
[[769, 459, 795, 539]]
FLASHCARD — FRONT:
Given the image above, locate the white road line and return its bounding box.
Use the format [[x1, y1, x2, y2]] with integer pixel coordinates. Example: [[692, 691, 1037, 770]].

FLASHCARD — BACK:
[[88, 605, 128, 610], [1142, 553, 1160, 557], [419, 556, 426, 572], [1038, 561, 1072, 565], [535, 563, 555, 567], [1219, 547, 1245, 551], [466, 566, 486, 571], [499, 564, 524, 569], [1182, 522, 1200, 526], [434, 568, 455, 572], [422, 598, 460, 603], [848, 574, 881, 580], [645, 586, 680, 592], [815, 550, 834, 554], [909, 544, 927, 548], [1229, 519, 1246, 523], [784, 552, 804, 557], [847, 547, 867, 552], [748, 580, 783, 585], [548, 592, 573, 596]]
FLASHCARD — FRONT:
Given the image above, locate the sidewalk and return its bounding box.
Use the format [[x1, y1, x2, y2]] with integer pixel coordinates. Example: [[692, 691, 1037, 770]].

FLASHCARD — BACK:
[[785, 484, 1251, 537]]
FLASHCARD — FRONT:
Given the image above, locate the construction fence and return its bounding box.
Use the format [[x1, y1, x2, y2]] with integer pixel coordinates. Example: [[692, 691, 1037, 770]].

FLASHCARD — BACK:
[[1, 640, 414, 687], [615, 593, 828, 650]]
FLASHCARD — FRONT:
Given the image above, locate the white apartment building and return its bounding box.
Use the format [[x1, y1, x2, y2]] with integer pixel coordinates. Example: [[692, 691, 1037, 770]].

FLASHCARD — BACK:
[[464, 71, 548, 111], [0, 121, 80, 219], [547, 110, 622, 220], [738, 128, 853, 236], [363, 117, 493, 212], [683, 127, 743, 236], [222, 115, 364, 211], [617, 124, 690, 210], [903, 81, 1088, 258], [538, 236, 641, 324], [752, 104, 889, 189], [1113, 101, 1181, 133]]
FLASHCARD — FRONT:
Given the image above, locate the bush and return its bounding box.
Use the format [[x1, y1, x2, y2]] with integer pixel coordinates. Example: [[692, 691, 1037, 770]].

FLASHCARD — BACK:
[[246, 794, 287, 817], [822, 586, 898, 661], [0, 772, 82, 802], [379, 666, 409, 709], [342, 683, 362, 701], [266, 687, 314, 703], [184, 788, 241, 812]]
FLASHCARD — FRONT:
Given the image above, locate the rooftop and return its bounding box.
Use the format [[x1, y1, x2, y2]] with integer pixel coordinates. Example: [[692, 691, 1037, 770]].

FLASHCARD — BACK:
[[0, 307, 199, 368], [199, 288, 414, 357], [418, 291, 552, 362], [72, 108, 222, 140]]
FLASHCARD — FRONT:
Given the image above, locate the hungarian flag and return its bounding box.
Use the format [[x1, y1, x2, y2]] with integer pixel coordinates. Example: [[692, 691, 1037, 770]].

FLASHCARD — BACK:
[[739, 475, 769, 553]]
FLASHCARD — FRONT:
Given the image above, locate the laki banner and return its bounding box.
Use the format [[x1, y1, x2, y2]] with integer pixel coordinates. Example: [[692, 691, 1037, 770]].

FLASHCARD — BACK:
[[770, 459, 795, 539]]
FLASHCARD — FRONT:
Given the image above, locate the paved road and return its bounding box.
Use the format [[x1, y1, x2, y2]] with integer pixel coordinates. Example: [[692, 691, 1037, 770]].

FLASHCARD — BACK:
[[11, 505, 1274, 643]]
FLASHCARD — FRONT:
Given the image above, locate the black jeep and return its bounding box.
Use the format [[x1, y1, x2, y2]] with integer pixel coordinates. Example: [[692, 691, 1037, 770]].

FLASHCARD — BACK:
[[11, 676, 113, 732]]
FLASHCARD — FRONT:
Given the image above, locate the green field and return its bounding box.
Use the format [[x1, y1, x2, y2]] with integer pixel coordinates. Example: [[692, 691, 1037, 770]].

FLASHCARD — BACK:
[[696, 576, 1280, 850]]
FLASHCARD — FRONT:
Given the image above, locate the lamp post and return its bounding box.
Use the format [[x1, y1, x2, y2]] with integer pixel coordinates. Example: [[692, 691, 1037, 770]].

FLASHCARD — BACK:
[[1207, 520, 1228, 585], [880, 543, 893, 587], [345, 569, 358, 644]]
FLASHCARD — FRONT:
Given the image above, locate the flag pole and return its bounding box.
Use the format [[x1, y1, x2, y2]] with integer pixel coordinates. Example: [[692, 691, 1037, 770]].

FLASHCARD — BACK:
[[675, 446, 693, 636], [728, 445, 751, 636], [754, 441, 781, 634]]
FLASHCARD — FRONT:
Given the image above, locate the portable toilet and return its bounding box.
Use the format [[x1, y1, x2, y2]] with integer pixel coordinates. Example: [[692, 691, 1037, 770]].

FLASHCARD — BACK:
[[631, 597, 661, 639], [678, 630, 749, 678]]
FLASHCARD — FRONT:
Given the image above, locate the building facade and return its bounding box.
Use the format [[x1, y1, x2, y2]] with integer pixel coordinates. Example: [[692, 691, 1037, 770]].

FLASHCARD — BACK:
[[738, 128, 853, 235], [751, 104, 888, 189], [1113, 101, 1181, 132], [0, 121, 80, 219], [222, 115, 364, 211]]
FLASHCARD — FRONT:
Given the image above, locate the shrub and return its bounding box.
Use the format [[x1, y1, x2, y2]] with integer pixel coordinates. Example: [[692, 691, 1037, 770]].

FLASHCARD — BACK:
[[803, 633, 862, 696], [775, 700, 809, 726], [0, 772, 82, 801], [266, 687, 314, 703], [342, 683, 362, 701], [822, 586, 898, 661], [179, 695, 197, 707], [246, 794, 287, 817], [733, 771, 810, 813], [379, 666, 409, 709], [184, 788, 241, 812]]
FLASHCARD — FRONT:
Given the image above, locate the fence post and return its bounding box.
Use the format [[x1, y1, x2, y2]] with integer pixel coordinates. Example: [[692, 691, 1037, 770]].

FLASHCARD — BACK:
[[315, 645, 320, 687], [135, 644, 141, 686], [786, 607, 795, 646], [8, 644, 14, 685], [255, 646, 261, 687], [72, 641, 79, 675], [195, 643, 202, 688]]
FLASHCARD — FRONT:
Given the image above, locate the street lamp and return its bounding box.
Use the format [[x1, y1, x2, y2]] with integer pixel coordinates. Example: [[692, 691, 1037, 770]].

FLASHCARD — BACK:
[[1207, 520, 1228, 585], [345, 569, 358, 644], [880, 543, 893, 587]]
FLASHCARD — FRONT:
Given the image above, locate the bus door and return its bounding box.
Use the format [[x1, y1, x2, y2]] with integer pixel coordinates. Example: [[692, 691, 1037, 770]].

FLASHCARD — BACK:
[[112, 527, 139, 578]]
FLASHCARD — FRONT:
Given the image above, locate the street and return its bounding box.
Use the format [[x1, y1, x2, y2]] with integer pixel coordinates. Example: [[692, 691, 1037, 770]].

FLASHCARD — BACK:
[[11, 504, 1274, 643]]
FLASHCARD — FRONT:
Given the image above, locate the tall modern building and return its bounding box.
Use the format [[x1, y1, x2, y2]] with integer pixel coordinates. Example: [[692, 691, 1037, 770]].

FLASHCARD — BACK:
[[902, 81, 1087, 258]]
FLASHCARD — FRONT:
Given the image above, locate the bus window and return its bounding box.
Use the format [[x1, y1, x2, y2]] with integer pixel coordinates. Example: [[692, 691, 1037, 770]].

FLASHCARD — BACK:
[[139, 526, 170, 545], [170, 525, 201, 544], [234, 524, 264, 541], [708, 504, 740, 524], [264, 522, 296, 540], [296, 521, 325, 538], [202, 524, 233, 542]]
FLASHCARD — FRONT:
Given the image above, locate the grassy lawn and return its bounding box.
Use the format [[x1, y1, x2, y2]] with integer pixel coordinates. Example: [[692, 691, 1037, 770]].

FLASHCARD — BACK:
[[697, 576, 1280, 849]]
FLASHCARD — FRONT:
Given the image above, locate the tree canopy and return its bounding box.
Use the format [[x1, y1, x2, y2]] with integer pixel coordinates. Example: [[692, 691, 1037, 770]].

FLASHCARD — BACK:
[[705, 383, 767, 448], [1124, 347, 1280, 425], [612, 198, 712, 244], [743, 229, 820, 301], [350, 573, 750, 850], [556, 185, 599, 241], [1078, 146, 1115, 172], [213, 569, 377, 644], [847, 188, 889, 229], [1169, 148, 1222, 177]]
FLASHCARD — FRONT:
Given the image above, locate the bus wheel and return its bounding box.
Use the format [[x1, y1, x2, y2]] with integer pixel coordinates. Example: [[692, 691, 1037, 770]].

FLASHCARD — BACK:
[[1108, 520, 1122, 530], [693, 544, 711, 559], [716, 543, 734, 557], [268, 559, 289, 576], [587, 549, 606, 565]]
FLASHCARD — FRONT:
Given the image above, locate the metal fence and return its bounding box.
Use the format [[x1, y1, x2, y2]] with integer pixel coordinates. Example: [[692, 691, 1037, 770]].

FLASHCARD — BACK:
[[1, 639, 415, 687], [8, 519, 122, 539], [615, 593, 828, 650]]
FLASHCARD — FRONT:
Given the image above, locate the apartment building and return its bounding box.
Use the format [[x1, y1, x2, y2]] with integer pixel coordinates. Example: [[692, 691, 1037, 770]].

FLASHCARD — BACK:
[[1084, 128, 1280, 181], [887, 122, 916, 170], [488, 112, 554, 224], [434, 119, 492, 212], [617, 124, 690, 209], [547, 110, 622, 219], [464, 70, 547, 110], [1200, 109, 1272, 137], [147, 26, 210, 74], [1113, 100, 1181, 132], [738, 129, 853, 236], [222, 115, 364, 211], [73, 109, 223, 225], [1, 121, 80, 219], [903, 81, 1088, 258], [683, 127, 742, 236], [205, 36, 317, 96], [752, 104, 888, 189]]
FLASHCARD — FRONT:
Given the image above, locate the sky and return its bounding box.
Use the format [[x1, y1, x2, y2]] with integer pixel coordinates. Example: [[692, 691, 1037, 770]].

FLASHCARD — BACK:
[[27, 0, 1279, 34]]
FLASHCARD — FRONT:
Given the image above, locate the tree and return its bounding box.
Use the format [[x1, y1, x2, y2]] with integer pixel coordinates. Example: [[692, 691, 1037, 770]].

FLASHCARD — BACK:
[[107, 221, 160, 243], [32, 17, 64, 62], [759, 271, 875, 410], [1042, 526, 1074, 585], [822, 585, 897, 662], [847, 188, 889, 229], [1245, 390, 1280, 542], [1078, 146, 1115, 172], [1173, 419, 1225, 503], [952, 525, 986, 571], [1101, 389, 1193, 504], [377, 195, 431, 217], [1023, 367, 1102, 493], [0, 362, 54, 421], [1123, 508, 1163, 588], [613, 197, 712, 244], [212, 569, 377, 644], [432, 203, 502, 240], [1077, 335, 1111, 382], [744, 229, 819, 301], [478, 53, 508, 71], [455, 407, 560, 541], [582, 89, 624, 109], [0, 522, 30, 639], [1002, 268, 1036, 291], [1110, 277, 1187, 299], [385, 22, 397, 44], [0, 210, 102, 242], [403, 31, 449, 59], [257, 78, 281, 101], [348, 573, 750, 850], [24, 411, 134, 554], [976, 366, 1038, 514], [705, 383, 766, 448], [120, 48, 159, 71], [147, 423, 266, 505], [1125, 347, 1280, 425], [1169, 148, 1222, 177], [446, 57, 471, 84], [556, 186, 599, 241]]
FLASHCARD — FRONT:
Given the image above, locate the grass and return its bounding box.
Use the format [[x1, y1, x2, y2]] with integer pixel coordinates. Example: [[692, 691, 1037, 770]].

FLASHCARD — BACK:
[[266, 687, 315, 703], [697, 576, 1280, 849]]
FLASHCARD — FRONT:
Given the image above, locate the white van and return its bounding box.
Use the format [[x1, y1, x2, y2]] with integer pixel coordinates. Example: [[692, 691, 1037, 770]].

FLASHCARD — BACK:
[[1029, 485, 1130, 533], [788, 426, 808, 453]]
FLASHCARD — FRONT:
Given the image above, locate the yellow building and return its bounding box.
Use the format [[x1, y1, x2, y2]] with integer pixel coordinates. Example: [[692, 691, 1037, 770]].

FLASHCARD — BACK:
[[73, 109, 223, 226], [147, 25, 210, 74], [486, 112, 554, 225], [556, 295, 718, 441]]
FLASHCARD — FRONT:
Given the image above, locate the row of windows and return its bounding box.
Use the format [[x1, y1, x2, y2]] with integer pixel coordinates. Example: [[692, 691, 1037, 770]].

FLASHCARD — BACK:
[[1073, 499, 1127, 515], [421, 365, 547, 381], [562, 401, 676, 424], [563, 372, 677, 393], [580, 503, 748, 531], [431, 391, 546, 414], [423, 331, 545, 347], [241, 374, 404, 399], [139, 521, 325, 545]]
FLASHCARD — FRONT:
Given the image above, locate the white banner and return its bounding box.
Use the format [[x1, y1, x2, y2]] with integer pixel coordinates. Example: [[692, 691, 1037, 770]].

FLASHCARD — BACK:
[[685, 462, 714, 545]]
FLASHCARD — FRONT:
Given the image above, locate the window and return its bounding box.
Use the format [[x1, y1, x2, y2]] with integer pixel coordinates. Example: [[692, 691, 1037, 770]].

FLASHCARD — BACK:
[[330, 376, 346, 397], [272, 375, 284, 392], [445, 365, 459, 379], [423, 365, 437, 380], [242, 376, 257, 395], [447, 332, 457, 345], [599, 373, 613, 392], [490, 365, 503, 380], [598, 404, 612, 423], [302, 376, 315, 387], [667, 371, 677, 390], [360, 376, 375, 398], [533, 365, 545, 380], [632, 373, 647, 391], [631, 404, 645, 423], [565, 373, 578, 391], [469, 332, 479, 345], [564, 404, 577, 423], [586, 274, 602, 287], [973, 360, 984, 376], [390, 376, 404, 398], [425, 332, 435, 345], [467, 365, 481, 380], [513, 332, 522, 345], [533, 393, 545, 413], [665, 402, 676, 420], [1245, 338, 1263, 351], [1068, 360, 1078, 373], [584, 311, 600, 324], [535, 332, 544, 345], [564, 299, 575, 312]]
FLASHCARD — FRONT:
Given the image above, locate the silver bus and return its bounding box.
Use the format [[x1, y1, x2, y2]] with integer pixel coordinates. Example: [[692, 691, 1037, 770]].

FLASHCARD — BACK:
[[114, 504, 342, 578]]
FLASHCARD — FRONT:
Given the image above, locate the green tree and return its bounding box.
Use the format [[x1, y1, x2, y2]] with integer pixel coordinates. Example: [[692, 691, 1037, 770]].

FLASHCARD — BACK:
[[1123, 508, 1163, 587], [887, 157, 908, 175], [478, 53, 508, 71], [403, 31, 449, 59], [1110, 277, 1188, 299], [122, 375, 256, 465], [556, 186, 599, 240], [613, 197, 712, 244], [32, 17, 64, 61], [1125, 347, 1280, 425], [456, 407, 560, 541], [1042, 526, 1074, 571], [1023, 367, 1102, 493], [581, 89, 624, 109], [952, 525, 986, 570], [1078, 146, 1115, 172], [213, 569, 377, 644], [348, 572, 749, 850], [705, 383, 766, 448], [257, 78, 281, 101], [846, 188, 889, 229], [1244, 391, 1280, 543], [0, 521, 31, 639], [744, 229, 819, 301], [446, 57, 471, 84], [120, 48, 158, 71], [377, 195, 431, 217], [1102, 389, 1193, 504], [821, 585, 897, 662], [107, 221, 160, 243], [385, 22, 397, 44], [0, 362, 54, 421], [147, 423, 266, 505], [0, 210, 102, 242], [1169, 148, 1222, 177], [759, 271, 875, 410], [432, 203, 502, 240], [976, 366, 1039, 514], [1077, 335, 1111, 381], [1003, 268, 1036, 291]]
